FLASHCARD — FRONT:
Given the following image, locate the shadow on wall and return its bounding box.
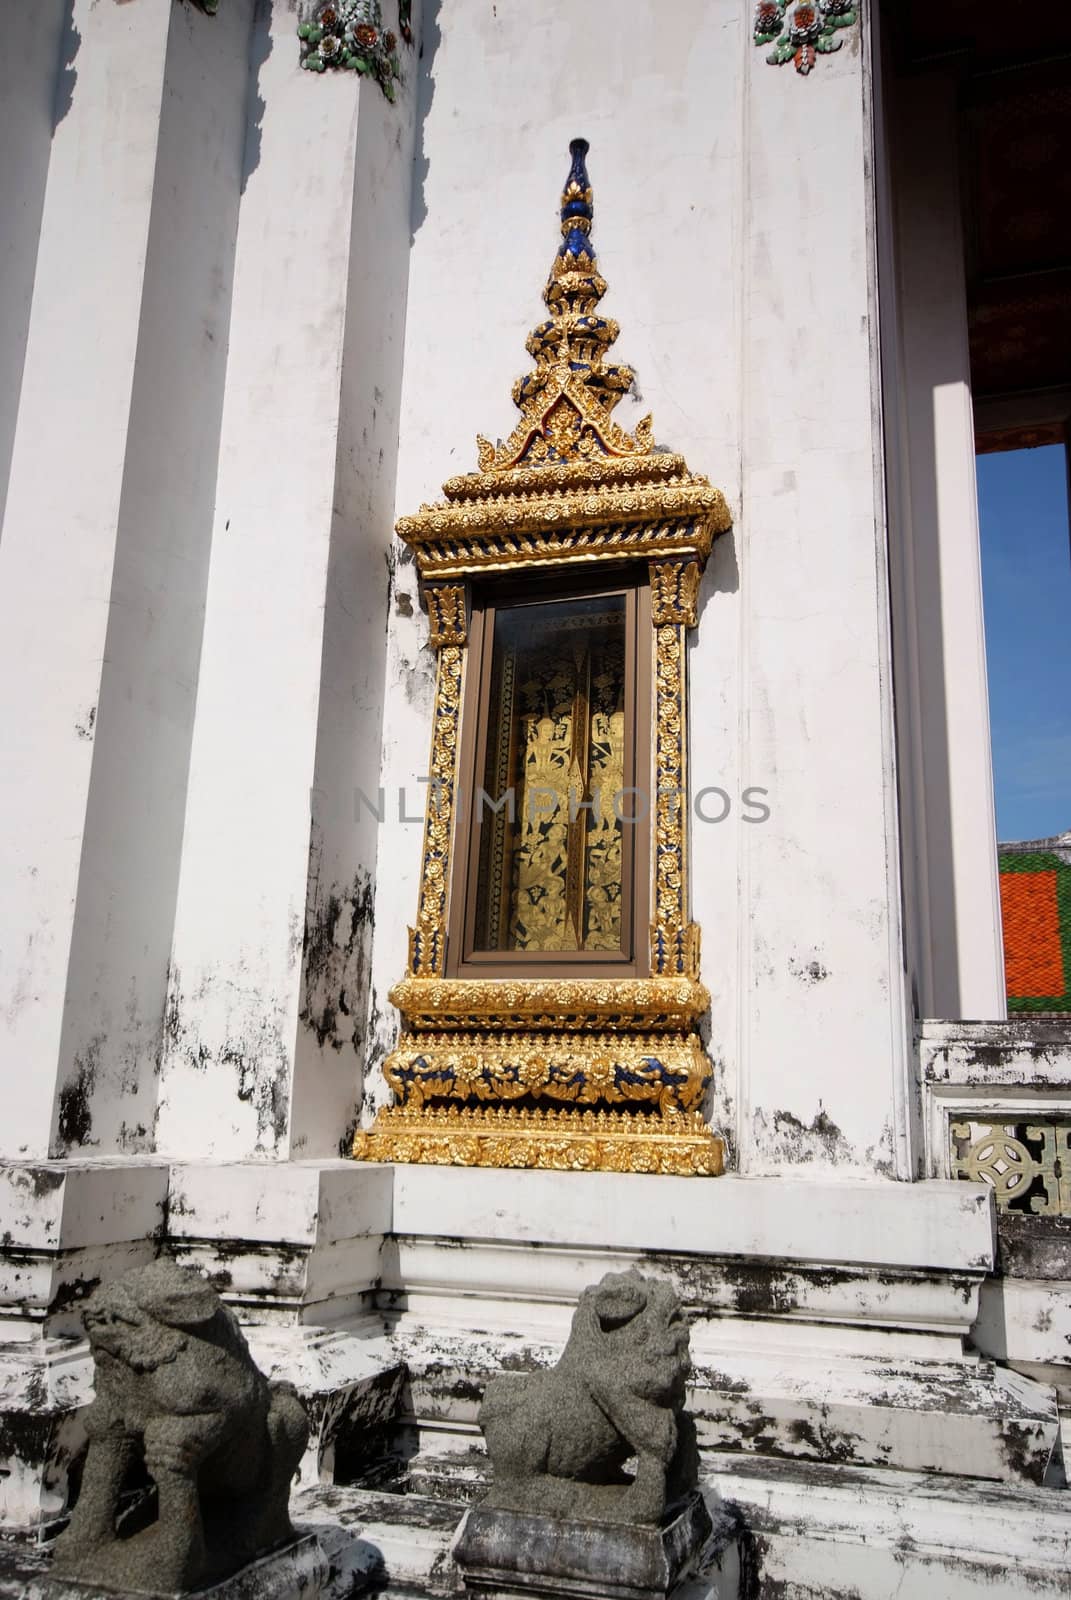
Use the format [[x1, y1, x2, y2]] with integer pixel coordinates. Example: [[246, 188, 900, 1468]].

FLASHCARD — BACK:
[[241, 0, 274, 195], [53, 0, 80, 129], [410, 0, 442, 240]]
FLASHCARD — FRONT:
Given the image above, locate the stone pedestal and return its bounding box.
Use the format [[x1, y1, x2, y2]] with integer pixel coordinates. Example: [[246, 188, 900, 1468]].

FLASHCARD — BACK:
[[454, 1494, 713, 1600], [9, 1533, 328, 1600]]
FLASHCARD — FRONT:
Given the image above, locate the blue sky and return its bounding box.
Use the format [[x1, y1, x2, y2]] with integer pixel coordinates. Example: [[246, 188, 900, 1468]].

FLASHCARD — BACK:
[[976, 444, 1071, 843]]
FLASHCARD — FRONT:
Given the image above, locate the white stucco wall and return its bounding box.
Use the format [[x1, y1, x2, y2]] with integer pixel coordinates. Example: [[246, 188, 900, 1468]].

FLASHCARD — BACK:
[[0, 0, 964, 1181], [367, 0, 913, 1177], [0, 0, 67, 536], [156, 2, 422, 1161], [0, 0, 176, 1158], [53, 0, 256, 1156]]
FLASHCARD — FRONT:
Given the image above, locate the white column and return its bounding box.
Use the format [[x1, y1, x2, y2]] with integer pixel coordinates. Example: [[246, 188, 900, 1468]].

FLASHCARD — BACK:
[[0, 0, 257, 1160], [0, 0, 66, 531], [0, 0, 175, 1159], [735, 9, 915, 1176], [881, 69, 1006, 1022], [54, 0, 256, 1156], [157, 5, 420, 1160]]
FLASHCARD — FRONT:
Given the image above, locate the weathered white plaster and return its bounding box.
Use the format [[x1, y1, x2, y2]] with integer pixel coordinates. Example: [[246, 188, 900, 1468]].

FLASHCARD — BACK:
[[920, 1019, 1071, 1094], [247, 1323, 404, 1489], [710, 1452, 1071, 1597], [297, 1483, 462, 1599], [974, 1277, 1071, 1384], [0, 0, 66, 534], [157, 4, 421, 1161], [54, 0, 256, 1158], [291, 24, 423, 1159], [386, 1244, 984, 1371], [167, 1160, 393, 1323], [737, 15, 913, 1180], [0, 1337, 89, 1531], [390, 1167, 994, 1273], [0, 1159, 167, 1331], [382, 1167, 1059, 1486], [0, 0, 173, 1159]]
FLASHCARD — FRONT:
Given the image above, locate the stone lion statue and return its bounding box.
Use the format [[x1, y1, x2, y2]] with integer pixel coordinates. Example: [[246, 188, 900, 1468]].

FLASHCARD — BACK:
[[51, 1260, 308, 1595], [478, 1269, 698, 1525]]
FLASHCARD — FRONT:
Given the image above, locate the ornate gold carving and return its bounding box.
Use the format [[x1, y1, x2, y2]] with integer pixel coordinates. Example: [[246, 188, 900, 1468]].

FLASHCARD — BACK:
[[354, 1107, 725, 1176], [951, 1119, 1071, 1216], [388, 975, 711, 1032], [405, 520, 726, 584], [649, 619, 698, 978], [407, 644, 463, 977], [354, 140, 731, 1175], [393, 138, 730, 584], [398, 489, 729, 579], [650, 560, 701, 628], [425, 584, 467, 648], [383, 1030, 709, 1116]]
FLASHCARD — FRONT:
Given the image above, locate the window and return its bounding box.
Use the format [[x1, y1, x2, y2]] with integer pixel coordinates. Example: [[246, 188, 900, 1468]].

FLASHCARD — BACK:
[[447, 572, 651, 977]]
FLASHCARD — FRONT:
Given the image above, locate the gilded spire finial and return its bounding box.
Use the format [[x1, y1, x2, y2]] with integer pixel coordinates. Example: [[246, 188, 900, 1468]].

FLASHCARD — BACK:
[[509, 137, 635, 426], [474, 139, 655, 473], [402, 141, 730, 580]]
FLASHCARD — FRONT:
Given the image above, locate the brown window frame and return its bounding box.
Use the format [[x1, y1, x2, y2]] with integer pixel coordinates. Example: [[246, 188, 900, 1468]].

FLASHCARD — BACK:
[[446, 566, 652, 979]]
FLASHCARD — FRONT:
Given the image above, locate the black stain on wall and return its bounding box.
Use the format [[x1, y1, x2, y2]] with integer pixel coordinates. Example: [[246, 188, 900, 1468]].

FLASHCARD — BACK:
[[301, 868, 375, 1051], [55, 1039, 103, 1151]]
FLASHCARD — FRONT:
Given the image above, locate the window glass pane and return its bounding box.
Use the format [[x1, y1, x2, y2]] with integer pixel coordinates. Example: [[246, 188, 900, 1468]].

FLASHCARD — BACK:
[[473, 593, 628, 953]]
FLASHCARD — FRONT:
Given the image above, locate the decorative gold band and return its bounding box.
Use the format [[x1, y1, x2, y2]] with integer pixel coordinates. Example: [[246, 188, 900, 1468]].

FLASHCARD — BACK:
[[353, 1106, 725, 1176], [383, 1029, 710, 1116], [388, 975, 711, 1031]]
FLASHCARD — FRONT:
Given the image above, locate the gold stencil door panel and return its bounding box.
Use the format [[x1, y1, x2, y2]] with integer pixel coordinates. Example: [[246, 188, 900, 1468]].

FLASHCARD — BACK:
[[510, 640, 577, 949], [475, 597, 627, 954], [580, 633, 625, 949]]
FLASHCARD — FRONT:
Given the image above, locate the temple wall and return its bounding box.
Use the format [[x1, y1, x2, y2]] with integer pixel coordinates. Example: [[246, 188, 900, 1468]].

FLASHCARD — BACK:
[[155, 4, 422, 1161], [0, 0, 67, 538], [368, 0, 914, 1178], [0, 1, 1066, 1569], [0, 0, 187, 1158], [54, 0, 256, 1157]]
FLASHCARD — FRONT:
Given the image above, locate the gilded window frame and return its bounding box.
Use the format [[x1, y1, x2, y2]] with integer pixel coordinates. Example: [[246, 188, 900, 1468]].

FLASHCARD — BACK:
[[448, 568, 652, 979]]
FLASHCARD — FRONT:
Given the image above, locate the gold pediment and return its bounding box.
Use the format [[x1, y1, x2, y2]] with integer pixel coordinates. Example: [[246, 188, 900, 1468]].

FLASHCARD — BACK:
[[395, 137, 730, 582]]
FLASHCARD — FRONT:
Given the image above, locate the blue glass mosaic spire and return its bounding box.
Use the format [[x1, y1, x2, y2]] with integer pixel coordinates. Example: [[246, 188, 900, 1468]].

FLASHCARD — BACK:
[[512, 139, 634, 419], [556, 137, 596, 270]]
